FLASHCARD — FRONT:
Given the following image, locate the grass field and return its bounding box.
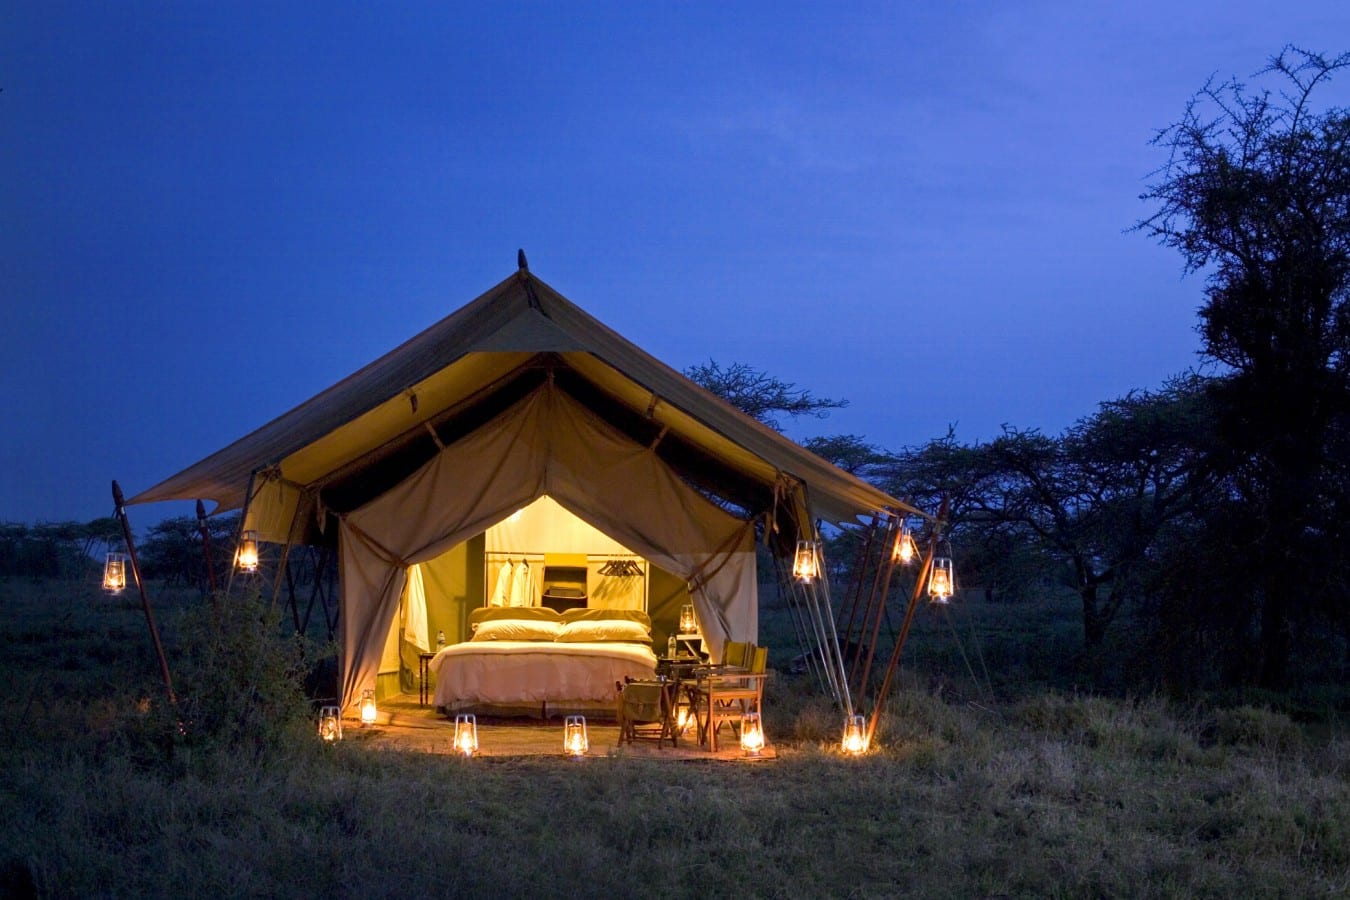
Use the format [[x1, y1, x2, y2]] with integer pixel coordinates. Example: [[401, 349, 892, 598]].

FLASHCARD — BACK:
[[1, 575, 1347, 898]]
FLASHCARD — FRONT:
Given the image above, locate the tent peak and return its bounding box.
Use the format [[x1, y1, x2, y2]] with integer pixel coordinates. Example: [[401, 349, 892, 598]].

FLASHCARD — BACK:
[[517, 248, 528, 273]]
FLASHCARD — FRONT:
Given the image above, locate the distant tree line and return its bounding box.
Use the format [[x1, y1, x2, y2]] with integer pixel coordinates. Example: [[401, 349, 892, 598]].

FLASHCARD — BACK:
[[689, 48, 1350, 693], [0, 519, 122, 579], [0, 514, 239, 589]]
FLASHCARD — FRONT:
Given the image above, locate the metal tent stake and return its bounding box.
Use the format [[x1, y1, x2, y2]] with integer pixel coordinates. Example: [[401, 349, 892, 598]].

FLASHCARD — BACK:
[[112, 480, 177, 706]]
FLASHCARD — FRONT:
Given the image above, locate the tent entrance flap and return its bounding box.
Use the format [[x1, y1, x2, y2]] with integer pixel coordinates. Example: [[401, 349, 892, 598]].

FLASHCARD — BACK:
[[337, 382, 758, 708]]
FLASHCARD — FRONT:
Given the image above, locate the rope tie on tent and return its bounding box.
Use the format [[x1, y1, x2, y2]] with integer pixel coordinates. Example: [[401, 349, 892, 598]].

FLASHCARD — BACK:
[[683, 518, 757, 596], [763, 474, 792, 547], [341, 517, 413, 570]]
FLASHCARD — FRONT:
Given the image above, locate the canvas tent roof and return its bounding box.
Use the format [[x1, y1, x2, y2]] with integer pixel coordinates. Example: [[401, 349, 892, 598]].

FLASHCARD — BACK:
[[131, 264, 917, 535]]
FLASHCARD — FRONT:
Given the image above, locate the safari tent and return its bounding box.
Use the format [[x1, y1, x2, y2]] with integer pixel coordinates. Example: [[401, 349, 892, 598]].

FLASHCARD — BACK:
[[131, 259, 917, 713]]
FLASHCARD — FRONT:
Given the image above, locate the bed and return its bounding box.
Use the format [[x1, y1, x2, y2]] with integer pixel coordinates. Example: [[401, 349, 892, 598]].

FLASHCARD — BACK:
[[430, 607, 657, 714]]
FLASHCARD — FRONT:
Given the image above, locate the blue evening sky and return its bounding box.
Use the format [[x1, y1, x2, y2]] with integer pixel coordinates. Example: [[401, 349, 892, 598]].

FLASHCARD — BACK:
[[3, 3, 1348, 523]]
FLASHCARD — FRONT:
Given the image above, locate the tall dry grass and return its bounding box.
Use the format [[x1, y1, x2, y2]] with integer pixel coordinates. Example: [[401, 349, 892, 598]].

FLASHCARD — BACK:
[[1, 576, 1347, 898]]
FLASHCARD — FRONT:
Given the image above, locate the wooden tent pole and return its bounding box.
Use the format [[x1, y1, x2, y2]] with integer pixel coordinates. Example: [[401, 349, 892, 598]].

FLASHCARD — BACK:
[[849, 519, 896, 690], [112, 480, 176, 706], [836, 513, 880, 667], [854, 547, 901, 701], [865, 495, 947, 749], [195, 499, 217, 597]]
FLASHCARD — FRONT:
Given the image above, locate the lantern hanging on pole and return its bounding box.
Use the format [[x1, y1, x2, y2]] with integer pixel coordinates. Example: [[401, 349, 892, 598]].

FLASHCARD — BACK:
[[103, 552, 128, 595], [892, 521, 917, 566], [740, 710, 765, 757], [563, 715, 589, 758], [318, 705, 343, 742], [359, 689, 377, 726], [792, 540, 820, 583], [235, 530, 260, 573], [453, 713, 478, 757], [842, 714, 867, 755], [928, 556, 955, 603]]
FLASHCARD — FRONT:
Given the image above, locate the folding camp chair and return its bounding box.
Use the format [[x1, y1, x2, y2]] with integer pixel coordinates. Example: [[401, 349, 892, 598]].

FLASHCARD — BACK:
[[617, 678, 675, 747], [689, 644, 769, 751]]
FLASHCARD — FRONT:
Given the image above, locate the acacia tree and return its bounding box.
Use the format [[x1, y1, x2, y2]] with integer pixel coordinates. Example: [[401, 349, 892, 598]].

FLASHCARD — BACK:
[[684, 360, 847, 430], [884, 378, 1213, 651], [990, 378, 1215, 648], [1137, 47, 1350, 686]]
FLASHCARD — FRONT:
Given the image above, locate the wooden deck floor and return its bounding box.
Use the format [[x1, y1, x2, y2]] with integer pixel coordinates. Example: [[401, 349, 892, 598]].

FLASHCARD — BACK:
[[343, 694, 777, 761]]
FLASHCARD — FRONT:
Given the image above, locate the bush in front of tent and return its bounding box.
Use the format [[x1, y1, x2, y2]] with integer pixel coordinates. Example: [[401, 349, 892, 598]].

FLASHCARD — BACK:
[[168, 590, 315, 761]]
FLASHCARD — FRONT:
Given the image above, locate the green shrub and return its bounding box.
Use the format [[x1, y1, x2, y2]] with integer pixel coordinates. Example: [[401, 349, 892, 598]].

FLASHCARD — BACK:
[[167, 591, 316, 761], [1212, 705, 1303, 753]]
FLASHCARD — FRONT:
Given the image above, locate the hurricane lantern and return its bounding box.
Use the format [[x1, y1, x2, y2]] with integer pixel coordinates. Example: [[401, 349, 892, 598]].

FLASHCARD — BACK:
[[359, 689, 377, 726], [563, 715, 589, 758], [928, 556, 955, 603], [675, 706, 693, 735], [892, 522, 917, 566], [453, 713, 479, 757], [740, 711, 765, 757], [792, 540, 820, 584], [679, 603, 697, 633], [318, 705, 343, 742], [235, 530, 260, 573], [842, 714, 868, 755], [102, 552, 128, 595]]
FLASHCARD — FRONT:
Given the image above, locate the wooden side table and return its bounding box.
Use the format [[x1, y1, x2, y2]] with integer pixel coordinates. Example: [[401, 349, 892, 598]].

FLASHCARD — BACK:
[[419, 652, 436, 706]]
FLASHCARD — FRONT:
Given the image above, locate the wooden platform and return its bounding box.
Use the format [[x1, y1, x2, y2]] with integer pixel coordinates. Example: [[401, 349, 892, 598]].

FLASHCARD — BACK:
[[342, 694, 777, 761]]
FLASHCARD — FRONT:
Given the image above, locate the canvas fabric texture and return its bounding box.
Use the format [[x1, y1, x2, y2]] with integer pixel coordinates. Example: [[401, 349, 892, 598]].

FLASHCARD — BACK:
[[338, 383, 756, 710]]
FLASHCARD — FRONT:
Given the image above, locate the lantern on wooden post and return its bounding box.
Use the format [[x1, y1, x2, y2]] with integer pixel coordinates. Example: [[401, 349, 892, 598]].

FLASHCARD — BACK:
[[740, 710, 765, 756], [928, 557, 955, 603], [235, 530, 260, 573], [792, 540, 819, 584], [453, 714, 478, 757], [103, 552, 128, 594], [359, 689, 377, 726], [891, 521, 917, 566], [842, 714, 867, 755], [679, 603, 697, 633], [318, 705, 342, 742], [563, 715, 588, 758]]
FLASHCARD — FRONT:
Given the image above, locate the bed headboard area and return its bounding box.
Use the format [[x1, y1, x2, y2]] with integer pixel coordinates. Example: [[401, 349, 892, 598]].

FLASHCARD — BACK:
[[561, 608, 651, 630]]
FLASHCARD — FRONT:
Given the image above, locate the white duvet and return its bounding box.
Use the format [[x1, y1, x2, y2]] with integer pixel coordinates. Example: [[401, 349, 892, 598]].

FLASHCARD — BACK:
[[430, 640, 658, 706]]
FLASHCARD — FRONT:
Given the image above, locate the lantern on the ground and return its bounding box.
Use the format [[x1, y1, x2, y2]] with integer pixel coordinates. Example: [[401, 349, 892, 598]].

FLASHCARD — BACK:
[[563, 715, 588, 758], [679, 603, 697, 633], [892, 521, 917, 566], [792, 540, 819, 583], [318, 705, 342, 742], [842, 714, 867, 755], [740, 710, 765, 757], [928, 557, 954, 603], [235, 530, 260, 573], [453, 714, 478, 757], [359, 689, 377, 726], [103, 552, 128, 594]]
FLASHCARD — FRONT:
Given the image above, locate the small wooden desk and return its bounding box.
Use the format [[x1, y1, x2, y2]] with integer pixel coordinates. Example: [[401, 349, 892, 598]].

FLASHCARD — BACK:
[[657, 657, 702, 743]]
